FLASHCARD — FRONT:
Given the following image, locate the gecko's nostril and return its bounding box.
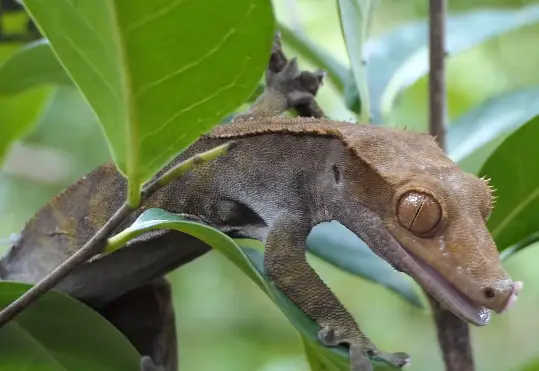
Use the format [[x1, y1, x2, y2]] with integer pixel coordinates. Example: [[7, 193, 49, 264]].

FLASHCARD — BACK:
[[483, 287, 495, 299]]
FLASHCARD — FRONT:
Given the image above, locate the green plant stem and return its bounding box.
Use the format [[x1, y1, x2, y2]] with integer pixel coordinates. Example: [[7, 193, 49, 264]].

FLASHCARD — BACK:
[[0, 141, 236, 328]]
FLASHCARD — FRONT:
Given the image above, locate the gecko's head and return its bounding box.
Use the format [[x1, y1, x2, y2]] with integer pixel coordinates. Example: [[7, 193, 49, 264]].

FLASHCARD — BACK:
[[381, 169, 521, 326], [339, 124, 520, 326]]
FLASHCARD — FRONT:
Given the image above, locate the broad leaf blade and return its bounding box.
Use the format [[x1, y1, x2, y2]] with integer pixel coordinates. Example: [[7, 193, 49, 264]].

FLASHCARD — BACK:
[[112, 209, 411, 371], [307, 221, 423, 308], [479, 116, 539, 252], [0, 39, 71, 95], [23, 0, 275, 204], [0, 281, 140, 371], [337, 0, 374, 122], [448, 87, 539, 168], [0, 87, 50, 165], [110, 209, 268, 290], [361, 4, 539, 123]]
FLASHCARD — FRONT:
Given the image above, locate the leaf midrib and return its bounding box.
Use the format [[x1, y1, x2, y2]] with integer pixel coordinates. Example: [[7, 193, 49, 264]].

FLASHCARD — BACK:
[[107, 1, 140, 206]]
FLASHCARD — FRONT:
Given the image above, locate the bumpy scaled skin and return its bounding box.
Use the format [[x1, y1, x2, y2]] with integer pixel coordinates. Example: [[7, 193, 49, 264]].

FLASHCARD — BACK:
[[0, 41, 520, 371]]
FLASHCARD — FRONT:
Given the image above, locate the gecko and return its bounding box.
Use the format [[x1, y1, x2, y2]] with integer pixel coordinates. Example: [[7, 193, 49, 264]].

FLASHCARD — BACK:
[[0, 41, 521, 371]]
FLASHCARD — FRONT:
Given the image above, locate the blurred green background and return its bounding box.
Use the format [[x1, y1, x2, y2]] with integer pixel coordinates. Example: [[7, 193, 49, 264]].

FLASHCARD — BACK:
[[2, 0, 539, 370]]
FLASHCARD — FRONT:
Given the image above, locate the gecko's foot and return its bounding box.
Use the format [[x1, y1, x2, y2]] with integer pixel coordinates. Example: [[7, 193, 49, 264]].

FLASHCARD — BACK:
[[318, 326, 411, 370], [266, 32, 325, 110], [374, 351, 411, 368], [266, 57, 325, 109], [140, 356, 165, 371]]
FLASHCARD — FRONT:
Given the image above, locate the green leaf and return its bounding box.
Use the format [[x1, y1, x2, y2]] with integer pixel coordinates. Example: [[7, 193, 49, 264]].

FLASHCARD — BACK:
[[479, 116, 539, 252], [0, 39, 72, 95], [360, 4, 539, 123], [278, 23, 348, 92], [337, 0, 374, 122], [110, 209, 405, 370], [500, 231, 539, 261], [448, 87, 539, 168], [0, 281, 140, 371], [307, 221, 423, 308], [302, 336, 343, 371], [23, 0, 275, 206], [0, 87, 51, 165]]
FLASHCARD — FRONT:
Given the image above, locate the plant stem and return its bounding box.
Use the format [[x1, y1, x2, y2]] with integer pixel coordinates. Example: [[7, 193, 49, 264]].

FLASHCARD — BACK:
[[429, 0, 447, 151], [0, 141, 236, 328], [427, 1, 474, 370]]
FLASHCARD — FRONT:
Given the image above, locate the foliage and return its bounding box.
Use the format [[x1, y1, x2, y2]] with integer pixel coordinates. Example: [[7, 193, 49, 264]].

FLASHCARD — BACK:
[[0, 0, 538, 371], [0, 281, 141, 371]]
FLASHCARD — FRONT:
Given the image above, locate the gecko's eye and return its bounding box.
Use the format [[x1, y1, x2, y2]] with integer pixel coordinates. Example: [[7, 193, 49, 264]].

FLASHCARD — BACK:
[[397, 191, 442, 235]]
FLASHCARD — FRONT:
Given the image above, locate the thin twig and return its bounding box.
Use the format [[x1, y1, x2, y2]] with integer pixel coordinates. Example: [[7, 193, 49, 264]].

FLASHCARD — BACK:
[[0, 142, 236, 328], [429, 0, 447, 151], [427, 295, 474, 371], [427, 1, 474, 370]]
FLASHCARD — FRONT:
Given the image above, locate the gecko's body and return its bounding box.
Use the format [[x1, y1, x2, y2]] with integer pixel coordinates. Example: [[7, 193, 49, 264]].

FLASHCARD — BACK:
[[0, 50, 521, 371], [0, 117, 521, 369]]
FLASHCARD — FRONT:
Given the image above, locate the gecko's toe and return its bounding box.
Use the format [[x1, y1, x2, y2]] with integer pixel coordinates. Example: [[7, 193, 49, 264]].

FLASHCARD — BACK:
[[350, 350, 374, 371], [375, 351, 411, 368], [317, 325, 340, 346]]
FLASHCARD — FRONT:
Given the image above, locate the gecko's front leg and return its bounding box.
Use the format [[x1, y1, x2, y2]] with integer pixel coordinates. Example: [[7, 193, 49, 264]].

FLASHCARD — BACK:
[[263, 213, 409, 371]]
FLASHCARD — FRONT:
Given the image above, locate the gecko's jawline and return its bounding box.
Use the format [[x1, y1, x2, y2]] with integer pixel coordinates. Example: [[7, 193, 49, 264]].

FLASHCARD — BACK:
[[398, 243, 491, 326]]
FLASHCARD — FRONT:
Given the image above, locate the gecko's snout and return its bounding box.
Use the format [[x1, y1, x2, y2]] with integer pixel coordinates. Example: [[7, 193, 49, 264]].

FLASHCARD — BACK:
[[497, 281, 523, 314]]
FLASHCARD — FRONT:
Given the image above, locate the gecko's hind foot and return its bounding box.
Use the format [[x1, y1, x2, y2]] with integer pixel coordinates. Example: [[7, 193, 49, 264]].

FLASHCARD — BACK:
[[318, 326, 410, 371], [266, 56, 325, 109]]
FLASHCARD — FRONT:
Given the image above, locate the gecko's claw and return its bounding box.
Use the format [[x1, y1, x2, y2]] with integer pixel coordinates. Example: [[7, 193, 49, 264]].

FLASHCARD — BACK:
[[318, 326, 410, 371], [375, 351, 411, 368], [317, 325, 340, 346]]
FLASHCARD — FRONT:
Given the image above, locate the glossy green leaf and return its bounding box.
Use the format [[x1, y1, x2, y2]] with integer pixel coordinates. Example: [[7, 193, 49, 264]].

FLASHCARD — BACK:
[[0, 281, 140, 371], [449, 87, 539, 169], [110, 209, 405, 370], [0, 86, 51, 165], [358, 4, 539, 123], [307, 221, 423, 308], [337, 0, 374, 122], [279, 23, 348, 92], [0, 39, 71, 95], [302, 336, 336, 371], [23, 0, 275, 205], [479, 116, 539, 252]]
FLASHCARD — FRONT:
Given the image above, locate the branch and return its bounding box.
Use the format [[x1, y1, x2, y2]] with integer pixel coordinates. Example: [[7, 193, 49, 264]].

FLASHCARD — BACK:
[[427, 1, 474, 370], [427, 295, 474, 371], [0, 142, 236, 328], [429, 0, 447, 151]]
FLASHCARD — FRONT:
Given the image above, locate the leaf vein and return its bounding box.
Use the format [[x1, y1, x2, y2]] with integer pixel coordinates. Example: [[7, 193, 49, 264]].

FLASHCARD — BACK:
[[135, 28, 237, 97], [62, 37, 118, 101], [126, 0, 188, 32]]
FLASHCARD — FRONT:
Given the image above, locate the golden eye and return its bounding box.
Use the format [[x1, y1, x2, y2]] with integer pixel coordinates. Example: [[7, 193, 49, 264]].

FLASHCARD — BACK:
[[397, 191, 442, 235]]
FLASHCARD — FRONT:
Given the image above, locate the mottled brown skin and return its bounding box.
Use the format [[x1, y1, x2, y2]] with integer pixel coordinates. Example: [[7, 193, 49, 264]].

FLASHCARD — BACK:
[[0, 49, 517, 370], [1, 116, 518, 369]]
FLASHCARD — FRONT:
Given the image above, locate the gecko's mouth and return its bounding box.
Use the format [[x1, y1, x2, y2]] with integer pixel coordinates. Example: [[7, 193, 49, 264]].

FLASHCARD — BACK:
[[396, 242, 520, 327]]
